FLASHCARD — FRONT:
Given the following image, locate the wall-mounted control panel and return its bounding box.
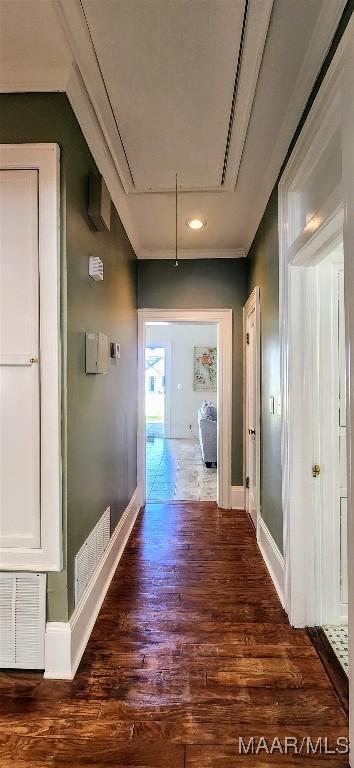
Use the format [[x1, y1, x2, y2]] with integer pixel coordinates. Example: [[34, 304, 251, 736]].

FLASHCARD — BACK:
[[85, 332, 109, 374]]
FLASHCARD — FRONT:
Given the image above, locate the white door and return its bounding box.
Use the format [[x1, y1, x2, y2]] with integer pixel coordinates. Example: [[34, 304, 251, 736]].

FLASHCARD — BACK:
[[244, 289, 260, 529], [0, 170, 41, 549], [310, 251, 347, 625]]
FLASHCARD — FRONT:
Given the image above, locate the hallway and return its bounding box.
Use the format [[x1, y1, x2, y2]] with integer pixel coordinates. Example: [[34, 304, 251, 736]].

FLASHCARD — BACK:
[[0, 503, 348, 766]]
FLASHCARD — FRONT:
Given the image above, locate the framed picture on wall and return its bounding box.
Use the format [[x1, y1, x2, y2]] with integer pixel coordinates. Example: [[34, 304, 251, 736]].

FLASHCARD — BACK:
[[193, 347, 217, 391]]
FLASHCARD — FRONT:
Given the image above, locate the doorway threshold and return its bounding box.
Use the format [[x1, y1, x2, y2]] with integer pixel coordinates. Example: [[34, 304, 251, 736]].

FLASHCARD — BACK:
[[308, 626, 348, 716]]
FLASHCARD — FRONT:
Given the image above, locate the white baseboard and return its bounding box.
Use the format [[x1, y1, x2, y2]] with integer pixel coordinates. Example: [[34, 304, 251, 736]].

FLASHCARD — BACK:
[[231, 485, 245, 509], [257, 516, 285, 608], [44, 487, 141, 679]]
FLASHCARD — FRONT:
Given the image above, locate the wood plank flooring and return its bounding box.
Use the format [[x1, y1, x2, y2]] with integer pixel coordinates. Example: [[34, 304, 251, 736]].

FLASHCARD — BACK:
[[0, 503, 349, 767]]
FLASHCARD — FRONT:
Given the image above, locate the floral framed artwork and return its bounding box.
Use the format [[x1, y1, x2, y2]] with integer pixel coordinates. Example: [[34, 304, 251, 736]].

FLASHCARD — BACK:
[[193, 347, 217, 391]]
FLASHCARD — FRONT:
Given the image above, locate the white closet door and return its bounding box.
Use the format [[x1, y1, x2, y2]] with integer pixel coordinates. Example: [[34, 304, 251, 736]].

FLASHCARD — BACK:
[[0, 170, 40, 548]]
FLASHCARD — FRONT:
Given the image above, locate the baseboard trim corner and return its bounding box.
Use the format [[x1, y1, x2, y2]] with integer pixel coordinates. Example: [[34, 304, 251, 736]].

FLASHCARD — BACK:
[[44, 487, 141, 679], [231, 485, 245, 509], [257, 516, 285, 608]]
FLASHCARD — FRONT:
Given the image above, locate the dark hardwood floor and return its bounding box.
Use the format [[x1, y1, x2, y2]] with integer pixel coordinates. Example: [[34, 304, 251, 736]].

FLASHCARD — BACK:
[[0, 503, 349, 766]]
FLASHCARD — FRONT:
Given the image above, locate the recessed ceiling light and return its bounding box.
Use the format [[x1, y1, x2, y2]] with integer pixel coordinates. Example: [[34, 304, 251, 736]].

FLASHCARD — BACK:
[[186, 218, 206, 230]]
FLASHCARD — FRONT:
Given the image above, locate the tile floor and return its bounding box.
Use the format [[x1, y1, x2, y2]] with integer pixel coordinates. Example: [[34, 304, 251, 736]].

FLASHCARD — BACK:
[[146, 437, 217, 501], [146, 422, 164, 438], [323, 624, 349, 674]]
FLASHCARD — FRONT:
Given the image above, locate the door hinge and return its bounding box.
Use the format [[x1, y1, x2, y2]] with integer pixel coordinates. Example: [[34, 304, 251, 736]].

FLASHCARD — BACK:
[[246, 332, 250, 345], [245, 476, 250, 489], [312, 464, 321, 478]]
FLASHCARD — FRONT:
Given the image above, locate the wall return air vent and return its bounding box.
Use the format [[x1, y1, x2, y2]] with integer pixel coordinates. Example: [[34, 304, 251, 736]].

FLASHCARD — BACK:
[[74, 507, 111, 606], [0, 573, 46, 669]]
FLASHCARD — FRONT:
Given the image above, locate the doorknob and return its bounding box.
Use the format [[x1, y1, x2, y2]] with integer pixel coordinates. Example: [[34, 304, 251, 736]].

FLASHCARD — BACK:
[[312, 464, 321, 478], [248, 429, 256, 436], [30, 357, 39, 364]]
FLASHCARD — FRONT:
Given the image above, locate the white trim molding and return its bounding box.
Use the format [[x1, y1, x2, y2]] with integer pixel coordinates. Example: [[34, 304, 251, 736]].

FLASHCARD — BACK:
[[245, 0, 347, 253], [138, 309, 233, 510], [243, 287, 261, 530], [257, 517, 285, 608], [0, 143, 61, 572], [278, 26, 352, 628], [231, 486, 245, 510], [44, 488, 141, 679], [138, 249, 246, 261], [0, 63, 72, 93], [0, 2, 344, 263]]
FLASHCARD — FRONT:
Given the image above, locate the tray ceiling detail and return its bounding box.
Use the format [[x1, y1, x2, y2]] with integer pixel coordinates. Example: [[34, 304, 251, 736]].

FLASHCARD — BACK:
[[65, 0, 273, 194], [0, 0, 347, 257]]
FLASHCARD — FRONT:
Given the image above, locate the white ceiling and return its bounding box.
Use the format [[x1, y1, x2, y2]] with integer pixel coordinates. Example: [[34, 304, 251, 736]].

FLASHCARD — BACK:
[[82, 0, 245, 192], [0, 0, 346, 258]]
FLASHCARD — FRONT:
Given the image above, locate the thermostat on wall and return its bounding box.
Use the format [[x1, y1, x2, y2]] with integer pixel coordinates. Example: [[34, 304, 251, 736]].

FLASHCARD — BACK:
[[111, 343, 120, 359]]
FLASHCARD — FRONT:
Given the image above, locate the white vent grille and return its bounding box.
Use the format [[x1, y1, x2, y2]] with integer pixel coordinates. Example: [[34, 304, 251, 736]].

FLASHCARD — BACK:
[[0, 573, 46, 669], [75, 507, 110, 606]]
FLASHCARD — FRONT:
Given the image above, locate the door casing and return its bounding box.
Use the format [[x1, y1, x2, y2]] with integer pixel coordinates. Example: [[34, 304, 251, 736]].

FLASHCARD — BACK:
[[279, 24, 353, 629], [138, 309, 233, 509], [0, 144, 61, 571], [243, 287, 260, 532]]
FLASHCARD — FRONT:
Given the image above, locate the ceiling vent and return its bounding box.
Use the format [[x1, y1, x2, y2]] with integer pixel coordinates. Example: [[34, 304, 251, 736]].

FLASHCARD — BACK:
[[75, 507, 111, 606], [0, 573, 46, 669]]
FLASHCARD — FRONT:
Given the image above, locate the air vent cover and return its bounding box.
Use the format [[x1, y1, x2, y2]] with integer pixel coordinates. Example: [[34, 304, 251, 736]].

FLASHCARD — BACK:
[[0, 573, 46, 669], [75, 507, 111, 606]]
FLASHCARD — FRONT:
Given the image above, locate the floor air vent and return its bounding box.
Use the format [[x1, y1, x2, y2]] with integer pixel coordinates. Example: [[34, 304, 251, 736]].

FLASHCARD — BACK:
[[74, 507, 111, 606], [0, 573, 46, 669]]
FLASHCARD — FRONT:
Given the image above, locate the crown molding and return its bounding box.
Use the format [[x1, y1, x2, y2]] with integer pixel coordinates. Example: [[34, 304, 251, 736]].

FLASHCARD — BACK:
[[66, 65, 141, 255], [0, 0, 345, 261], [244, 0, 348, 252], [54, 0, 135, 195], [0, 64, 71, 93], [137, 248, 246, 260], [221, 0, 273, 191]]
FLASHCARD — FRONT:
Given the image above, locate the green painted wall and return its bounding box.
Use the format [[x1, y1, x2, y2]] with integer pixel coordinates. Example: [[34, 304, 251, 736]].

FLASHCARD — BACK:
[[0, 94, 138, 619], [247, 188, 282, 551], [138, 258, 248, 485], [247, 1, 353, 554]]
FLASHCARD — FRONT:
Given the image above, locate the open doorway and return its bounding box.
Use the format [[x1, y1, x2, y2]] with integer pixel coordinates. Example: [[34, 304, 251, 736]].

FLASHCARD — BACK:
[[138, 309, 232, 509], [144, 321, 218, 502]]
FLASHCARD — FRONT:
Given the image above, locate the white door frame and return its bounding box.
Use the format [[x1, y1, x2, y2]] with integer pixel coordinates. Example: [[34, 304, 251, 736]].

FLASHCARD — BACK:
[[243, 287, 260, 531], [0, 144, 62, 571], [138, 308, 233, 509], [279, 23, 353, 629]]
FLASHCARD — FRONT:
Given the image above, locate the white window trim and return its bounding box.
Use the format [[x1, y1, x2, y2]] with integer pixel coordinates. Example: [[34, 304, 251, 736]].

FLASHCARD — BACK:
[[138, 308, 232, 509], [0, 144, 62, 571]]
